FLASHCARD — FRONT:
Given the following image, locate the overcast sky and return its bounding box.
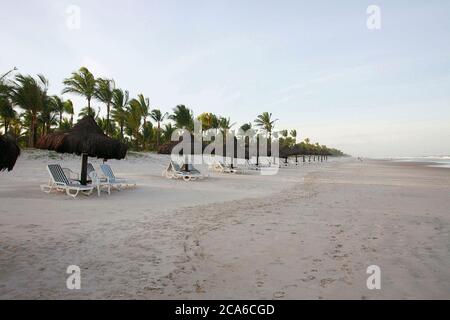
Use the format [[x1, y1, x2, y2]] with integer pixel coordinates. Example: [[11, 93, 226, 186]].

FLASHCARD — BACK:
[[1, 0, 449, 157]]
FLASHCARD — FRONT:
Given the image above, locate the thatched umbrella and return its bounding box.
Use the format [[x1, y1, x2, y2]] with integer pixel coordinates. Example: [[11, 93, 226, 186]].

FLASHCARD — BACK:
[[290, 144, 301, 165], [37, 116, 127, 185], [0, 134, 20, 172], [279, 145, 292, 165]]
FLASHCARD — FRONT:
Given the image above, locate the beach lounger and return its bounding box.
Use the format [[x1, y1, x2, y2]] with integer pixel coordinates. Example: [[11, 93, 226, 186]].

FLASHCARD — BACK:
[[88, 171, 112, 196], [243, 159, 259, 170], [40, 164, 94, 198], [211, 160, 238, 174], [61, 167, 80, 182], [100, 164, 136, 188], [163, 161, 204, 181]]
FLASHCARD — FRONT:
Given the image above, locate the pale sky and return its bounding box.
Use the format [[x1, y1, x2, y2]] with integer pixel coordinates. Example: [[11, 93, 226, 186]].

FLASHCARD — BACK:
[[1, 0, 449, 157]]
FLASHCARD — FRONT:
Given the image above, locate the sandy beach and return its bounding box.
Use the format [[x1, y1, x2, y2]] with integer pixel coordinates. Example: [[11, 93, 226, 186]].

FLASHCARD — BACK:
[[0, 151, 449, 299]]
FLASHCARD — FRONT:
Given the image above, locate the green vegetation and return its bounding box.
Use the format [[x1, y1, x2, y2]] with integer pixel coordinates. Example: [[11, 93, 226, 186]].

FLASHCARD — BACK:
[[0, 67, 345, 156]]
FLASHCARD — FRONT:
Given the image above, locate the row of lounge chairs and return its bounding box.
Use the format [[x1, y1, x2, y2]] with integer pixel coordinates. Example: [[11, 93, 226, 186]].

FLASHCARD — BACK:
[[41, 158, 287, 198], [162, 159, 260, 180], [163, 161, 204, 181], [41, 163, 136, 198]]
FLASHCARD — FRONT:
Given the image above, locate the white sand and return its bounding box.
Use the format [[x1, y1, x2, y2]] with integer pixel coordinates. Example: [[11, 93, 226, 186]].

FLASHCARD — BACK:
[[0, 151, 449, 299]]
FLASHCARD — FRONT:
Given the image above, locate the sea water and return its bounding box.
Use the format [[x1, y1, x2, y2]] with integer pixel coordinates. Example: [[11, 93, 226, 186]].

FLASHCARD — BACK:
[[392, 156, 450, 168]]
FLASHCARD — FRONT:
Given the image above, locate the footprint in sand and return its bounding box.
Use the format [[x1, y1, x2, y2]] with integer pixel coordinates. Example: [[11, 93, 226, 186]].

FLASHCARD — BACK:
[[320, 278, 336, 288], [273, 291, 285, 298]]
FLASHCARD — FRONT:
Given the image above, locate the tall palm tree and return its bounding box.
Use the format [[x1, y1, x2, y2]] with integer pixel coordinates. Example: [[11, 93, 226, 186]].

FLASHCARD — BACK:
[[62, 67, 96, 114], [290, 129, 297, 143], [254, 112, 278, 140], [0, 97, 16, 134], [51, 96, 66, 128], [94, 78, 115, 135], [218, 117, 234, 134], [38, 96, 58, 135], [125, 100, 143, 150], [129, 94, 150, 148], [65, 99, 74, 127], [255, 112, 278, 159], [169, 105, 194, 131], [218, 117, 235, 162], [9, 74, 49, 147], [150, 109, 168, 147], [162, 123, 175, 143], [111, 88, 129, 141]]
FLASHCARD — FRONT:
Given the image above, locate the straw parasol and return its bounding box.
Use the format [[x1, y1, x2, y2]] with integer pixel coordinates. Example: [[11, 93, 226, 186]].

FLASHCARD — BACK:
[[0, 134, 20, 172], [37, 116, 127, 185], [279, 145, 293, 164]]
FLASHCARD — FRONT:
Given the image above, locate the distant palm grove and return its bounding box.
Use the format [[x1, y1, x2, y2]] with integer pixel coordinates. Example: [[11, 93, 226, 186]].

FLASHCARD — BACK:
[[0, 67, 345, 157]]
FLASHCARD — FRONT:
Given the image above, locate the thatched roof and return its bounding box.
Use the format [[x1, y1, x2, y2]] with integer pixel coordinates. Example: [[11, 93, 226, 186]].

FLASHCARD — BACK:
[[158, 136, 252, 159], [36, 116, 127, 160], [0, 134, 20, 172], [279, 145, 293, 159]]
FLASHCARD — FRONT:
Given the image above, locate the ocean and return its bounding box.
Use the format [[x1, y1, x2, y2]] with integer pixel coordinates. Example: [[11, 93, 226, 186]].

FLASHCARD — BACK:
[[392, 156, 450, 168]]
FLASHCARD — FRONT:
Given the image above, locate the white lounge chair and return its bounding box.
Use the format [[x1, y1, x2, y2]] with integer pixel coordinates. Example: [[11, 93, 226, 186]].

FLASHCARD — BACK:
[[89, 171, 114, 196], [100, 164, 136, 188], [40, 164, 94, 198], [242, 159, 259, 171], [62, 167, 80, 182], [211, 160, 238, 174], [163, 161, 204, 181]]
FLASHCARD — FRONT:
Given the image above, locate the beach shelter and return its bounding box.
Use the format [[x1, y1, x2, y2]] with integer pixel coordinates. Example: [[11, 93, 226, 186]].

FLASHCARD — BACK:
[[290, 144, 301, 164], [37, 116, 127, 185], [0, 134, 20, 172], [279, 145, 292, 165]]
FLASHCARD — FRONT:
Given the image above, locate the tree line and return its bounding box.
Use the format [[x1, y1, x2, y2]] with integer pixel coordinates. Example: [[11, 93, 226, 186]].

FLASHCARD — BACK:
[[0, 67, 345, 156]]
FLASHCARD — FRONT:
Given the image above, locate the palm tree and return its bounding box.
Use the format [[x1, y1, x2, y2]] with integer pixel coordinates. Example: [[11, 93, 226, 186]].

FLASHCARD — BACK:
[[94, 78, 115, 135], [111, 88, 129, 141], [218, 117, 234, 134], [78, 106, 99, 119], [290, 129, 297, 143], [65, 99, 74, 127], [0, 97, 17, 134], [129, 94, 150, 148], [60, 118, 72, 131], [38, 96, 58, 135], [150, 109, 168, 147], [218, 117, 235, 162], [142, 122, 154, 149], [162, 123, 176, 143], [125, 100, 143, 150], [254, 112, 278, 140], [169, 105, 194, 132], [197, 112, 219, 131], [255, 112, 278, 159], [134, 94, 150, 125], [240, 122, 252, 133], [9, 74, 49, 147], [51, 96, 67, 128], [62, 67, 96, 114]]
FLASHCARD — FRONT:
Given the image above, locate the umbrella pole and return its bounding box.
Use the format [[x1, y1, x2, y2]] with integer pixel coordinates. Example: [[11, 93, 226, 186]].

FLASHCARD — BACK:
[[256, 135, 259, 167], [81, 153, 88, 185]]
